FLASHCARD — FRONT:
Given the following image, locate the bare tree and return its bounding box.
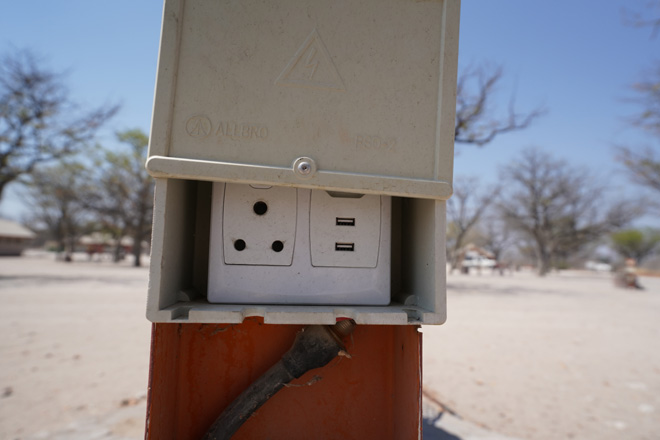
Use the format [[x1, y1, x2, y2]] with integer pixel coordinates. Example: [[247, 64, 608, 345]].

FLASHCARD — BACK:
[[23, 162, 91, 259], [479, 216, 512, 263], [0, 49, 118, 200], [616, 63, 660, 212], [85, 129, 153, 267], [623, 0, 660, 37], [454, 64, 545, 147], [628, 62, 660, 136], [498, 148, 640, 275], [617, 146, 660, 211], [116, 129, 153, 267], [83, 161, 133, 262], [449, 64, 543, 271], [446, 176, 499, 271]]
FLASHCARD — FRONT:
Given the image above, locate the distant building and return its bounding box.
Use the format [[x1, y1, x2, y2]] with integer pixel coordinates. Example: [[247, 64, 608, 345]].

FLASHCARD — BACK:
[[0, 219, 36, 256]]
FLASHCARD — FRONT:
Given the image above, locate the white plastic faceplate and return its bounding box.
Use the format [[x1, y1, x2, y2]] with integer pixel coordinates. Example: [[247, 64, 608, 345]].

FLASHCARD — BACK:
[[208, 183, 391, 305]]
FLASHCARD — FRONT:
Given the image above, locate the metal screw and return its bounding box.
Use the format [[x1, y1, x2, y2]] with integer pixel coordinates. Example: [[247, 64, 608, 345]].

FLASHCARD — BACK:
[[296, 161, 312, 175], [292, 157, 316, 178]]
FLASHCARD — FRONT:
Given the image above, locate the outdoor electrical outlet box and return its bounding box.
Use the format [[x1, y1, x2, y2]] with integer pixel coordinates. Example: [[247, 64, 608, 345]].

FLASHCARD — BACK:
[[145, 0, 460, 325]]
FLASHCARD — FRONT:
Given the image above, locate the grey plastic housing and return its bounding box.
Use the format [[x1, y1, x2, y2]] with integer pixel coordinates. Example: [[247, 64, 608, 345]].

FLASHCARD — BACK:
[[145, 0, 460, 325], [146, 179, 447, 325]]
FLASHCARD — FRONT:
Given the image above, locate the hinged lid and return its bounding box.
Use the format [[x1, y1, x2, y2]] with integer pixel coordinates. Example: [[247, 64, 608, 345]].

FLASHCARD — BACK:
[[147, 0, 460, 199]]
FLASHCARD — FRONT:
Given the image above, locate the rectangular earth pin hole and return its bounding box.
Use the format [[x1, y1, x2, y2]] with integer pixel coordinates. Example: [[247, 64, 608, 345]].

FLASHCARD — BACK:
[[336, 217, 356, 226], [335, 242, 355, 252]]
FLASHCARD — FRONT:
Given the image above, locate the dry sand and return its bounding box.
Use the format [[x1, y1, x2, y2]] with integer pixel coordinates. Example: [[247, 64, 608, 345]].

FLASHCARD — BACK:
[[424, 270, 660, 440], [0, 253, 151, 440], [1, 254, 658, 439]]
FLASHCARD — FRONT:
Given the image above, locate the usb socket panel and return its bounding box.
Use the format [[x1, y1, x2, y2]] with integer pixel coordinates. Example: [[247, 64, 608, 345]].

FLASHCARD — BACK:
[[335, 218, 356, 252], [310, 190, 381, 268]]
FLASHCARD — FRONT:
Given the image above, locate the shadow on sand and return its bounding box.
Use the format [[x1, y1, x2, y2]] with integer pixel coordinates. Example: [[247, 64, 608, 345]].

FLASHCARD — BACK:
[[423, 413, 461, 440]]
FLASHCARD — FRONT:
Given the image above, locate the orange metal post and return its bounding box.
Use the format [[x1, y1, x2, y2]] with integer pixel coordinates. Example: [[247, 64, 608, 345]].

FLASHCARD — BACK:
[[145, 318, 421, 439]]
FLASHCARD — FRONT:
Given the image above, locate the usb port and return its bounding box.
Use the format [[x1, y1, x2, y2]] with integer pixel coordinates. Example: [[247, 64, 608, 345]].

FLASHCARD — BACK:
[[335, 242, 355, 252], [336, 217, 356, 226]]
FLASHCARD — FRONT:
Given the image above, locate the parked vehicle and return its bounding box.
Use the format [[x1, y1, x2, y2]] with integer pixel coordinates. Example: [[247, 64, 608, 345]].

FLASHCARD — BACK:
[[461, 251, 496, 271]]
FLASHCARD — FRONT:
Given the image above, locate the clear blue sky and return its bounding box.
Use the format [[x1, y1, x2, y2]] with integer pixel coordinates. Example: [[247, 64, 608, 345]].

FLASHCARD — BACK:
[[0, 1, 658, 225]]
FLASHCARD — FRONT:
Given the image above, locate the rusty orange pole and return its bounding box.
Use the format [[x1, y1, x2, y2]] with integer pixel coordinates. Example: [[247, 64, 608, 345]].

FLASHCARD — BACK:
[[145, 318, 421, 439]]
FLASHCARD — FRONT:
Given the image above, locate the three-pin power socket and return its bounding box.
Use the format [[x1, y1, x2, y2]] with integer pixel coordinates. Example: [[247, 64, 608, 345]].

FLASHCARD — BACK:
[[222, 184, 297, 266]]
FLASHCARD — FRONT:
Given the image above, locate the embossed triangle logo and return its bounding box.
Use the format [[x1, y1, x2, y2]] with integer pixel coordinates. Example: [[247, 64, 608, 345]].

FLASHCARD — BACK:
[[275, 29, 345, 91]]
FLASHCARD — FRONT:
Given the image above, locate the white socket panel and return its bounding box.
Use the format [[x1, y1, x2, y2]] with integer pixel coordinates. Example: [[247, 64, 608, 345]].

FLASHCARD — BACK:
[[208, 182, 390, 305]]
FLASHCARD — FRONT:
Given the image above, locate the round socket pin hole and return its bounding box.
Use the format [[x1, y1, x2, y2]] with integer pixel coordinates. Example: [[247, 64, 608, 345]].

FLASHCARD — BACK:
[[253, 201, 268, 216], [271, 240, 284, 253], [234, 239, 246, 251]]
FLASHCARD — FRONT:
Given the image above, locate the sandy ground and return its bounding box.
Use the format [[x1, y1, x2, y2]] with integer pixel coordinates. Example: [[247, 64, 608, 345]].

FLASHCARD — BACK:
[[0, 253, 152, 440], [0, 254, 658, 439], [423, 270, 660, 440]]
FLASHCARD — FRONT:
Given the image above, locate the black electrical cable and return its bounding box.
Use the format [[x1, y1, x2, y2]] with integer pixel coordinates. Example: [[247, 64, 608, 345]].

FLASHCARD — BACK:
[[201, 320, 356, 440]]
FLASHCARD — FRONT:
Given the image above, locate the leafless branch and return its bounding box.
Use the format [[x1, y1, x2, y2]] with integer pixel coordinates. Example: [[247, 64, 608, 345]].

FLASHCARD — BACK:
[[622, 0, 660, 38], [454, 64, 545, 147], [0, 49, 119, 199], [447, 176, 500, 269], [616, 146, 660, 194]]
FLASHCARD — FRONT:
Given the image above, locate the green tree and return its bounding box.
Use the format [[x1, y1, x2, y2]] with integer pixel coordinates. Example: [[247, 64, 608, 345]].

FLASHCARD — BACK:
[[611, 228, 660, 264], [0, 49, 117, 200]]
